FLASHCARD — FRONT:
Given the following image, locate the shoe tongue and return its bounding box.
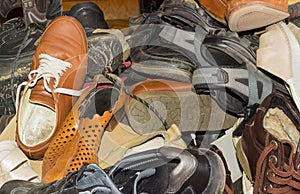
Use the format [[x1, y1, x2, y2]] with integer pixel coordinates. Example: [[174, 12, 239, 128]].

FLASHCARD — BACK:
[[29, 79, 55, 110]]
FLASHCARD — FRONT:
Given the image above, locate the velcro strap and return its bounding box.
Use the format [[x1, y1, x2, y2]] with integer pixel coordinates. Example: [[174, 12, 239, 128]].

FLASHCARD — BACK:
[[192, 67, 229, 86]]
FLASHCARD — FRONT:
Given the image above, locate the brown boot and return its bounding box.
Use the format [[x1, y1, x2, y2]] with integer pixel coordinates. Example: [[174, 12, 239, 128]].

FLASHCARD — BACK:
[[236, 92, 300, 193]]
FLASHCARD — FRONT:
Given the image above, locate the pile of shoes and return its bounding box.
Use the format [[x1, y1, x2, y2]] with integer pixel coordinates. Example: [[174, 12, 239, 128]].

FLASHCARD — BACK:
[[0, 0, 299, 193]]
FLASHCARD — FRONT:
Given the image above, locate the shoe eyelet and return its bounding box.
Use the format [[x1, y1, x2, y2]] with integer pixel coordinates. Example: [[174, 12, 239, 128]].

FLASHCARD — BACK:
[[266, 169, 275, 177], [269, 155, 278, 165], [270, 140, 278, 150], [263, 183, 273, 192]]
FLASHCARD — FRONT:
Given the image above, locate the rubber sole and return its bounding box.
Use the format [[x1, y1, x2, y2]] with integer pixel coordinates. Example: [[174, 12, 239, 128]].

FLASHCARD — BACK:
[[126, 91, 237, 134], [228, 4, 289, 32]]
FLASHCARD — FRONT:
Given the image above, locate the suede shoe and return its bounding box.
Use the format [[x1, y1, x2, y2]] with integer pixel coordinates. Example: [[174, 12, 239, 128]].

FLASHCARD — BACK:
[[16, 15, 88, 159], [236, 92, 300, 193], [42, 73, 126, 183], [0, 163, 121, 194]]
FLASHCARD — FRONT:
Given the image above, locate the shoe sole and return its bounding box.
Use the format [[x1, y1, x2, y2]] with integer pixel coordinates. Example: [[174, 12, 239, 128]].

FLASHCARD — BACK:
[[126, 91, 237, 134], [235, 138, 254, 183], [228, 4, 289, 32]]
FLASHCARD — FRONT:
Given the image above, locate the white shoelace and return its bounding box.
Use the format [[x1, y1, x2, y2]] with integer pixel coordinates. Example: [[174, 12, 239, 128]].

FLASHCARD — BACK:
[[15, 54, 86, 109]]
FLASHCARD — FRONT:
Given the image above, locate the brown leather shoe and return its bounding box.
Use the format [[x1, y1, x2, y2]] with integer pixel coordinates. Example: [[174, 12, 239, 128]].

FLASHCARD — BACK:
[[197, 0, 289, 31], [16, 15, 88, 159], [125, 79, 237, 134], [236, 92, 300, 193], [42, 74, 126, 183]]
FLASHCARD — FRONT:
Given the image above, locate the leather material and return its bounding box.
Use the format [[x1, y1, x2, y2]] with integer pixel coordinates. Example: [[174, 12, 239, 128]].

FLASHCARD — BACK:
[[42, 74, 126, 183], [197, 0, 228, 24], [16, 16, 88, 159], [238, 92, 300, 193]]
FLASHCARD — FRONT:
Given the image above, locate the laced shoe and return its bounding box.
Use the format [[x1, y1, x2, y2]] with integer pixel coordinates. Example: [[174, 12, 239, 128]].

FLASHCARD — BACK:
[[108, 146, 233, 194], [42, 73, 126, 183], [0, 163, 121, 194], [236, 92, 300, 193], [197, 0, 289, 32], [16, 15, 88, 159]]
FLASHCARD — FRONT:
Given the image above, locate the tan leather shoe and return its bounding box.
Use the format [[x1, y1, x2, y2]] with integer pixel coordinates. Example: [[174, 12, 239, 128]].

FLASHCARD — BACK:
[[42, 74, 126, 183], [197, 0, 289, 31], [16, 15, 88, 159], [196, 0, 228, 25]]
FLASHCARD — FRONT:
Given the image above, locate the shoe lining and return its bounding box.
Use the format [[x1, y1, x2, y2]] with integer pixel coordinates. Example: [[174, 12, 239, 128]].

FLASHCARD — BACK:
[[263, 107, 300, 151], [19, 89, 55, 146]]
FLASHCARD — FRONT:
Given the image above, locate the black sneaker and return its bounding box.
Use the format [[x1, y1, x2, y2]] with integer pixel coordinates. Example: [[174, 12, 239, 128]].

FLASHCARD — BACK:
[[0, 0, 22, 18], [0, 163, 121, 194]]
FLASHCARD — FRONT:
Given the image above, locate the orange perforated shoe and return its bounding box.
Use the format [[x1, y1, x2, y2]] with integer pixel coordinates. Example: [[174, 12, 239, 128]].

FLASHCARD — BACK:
[[42, 74, 126, 183]]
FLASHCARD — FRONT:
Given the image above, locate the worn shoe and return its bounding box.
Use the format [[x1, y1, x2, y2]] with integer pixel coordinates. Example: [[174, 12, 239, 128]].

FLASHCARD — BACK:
[[108, 146, 233, 194], [67, 1, 108, 36], [197, 0, 289, 31], [125, 79, 237, 134], [257, 21, 300, 112], [85, 29, 130, 83], [42, 73, 126, 183], [236, 92, 300, 193], [0, 0, 22, 18], [22, 0, 62, 25], [192, 29, 289, 117], [0, 163, 121, 194], [127, 0, 226, 83], [16, 15, 88, 159]]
